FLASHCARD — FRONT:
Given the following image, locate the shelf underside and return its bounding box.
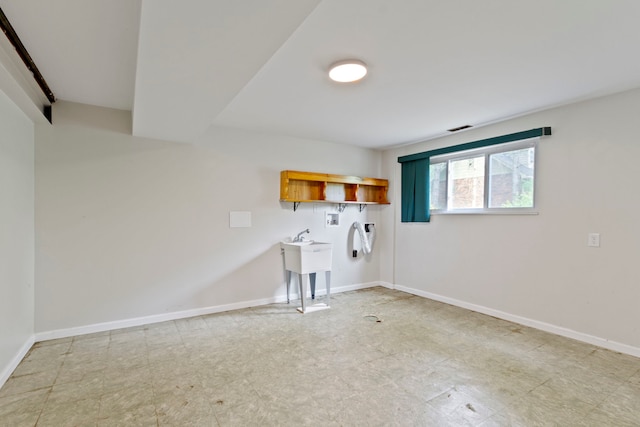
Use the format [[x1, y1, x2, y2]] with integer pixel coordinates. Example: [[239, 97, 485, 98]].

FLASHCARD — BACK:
[[280, 199, 389, 205]]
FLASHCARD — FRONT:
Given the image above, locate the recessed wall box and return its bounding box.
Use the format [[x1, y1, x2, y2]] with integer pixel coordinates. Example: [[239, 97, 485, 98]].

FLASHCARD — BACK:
[[326, 212, 340, 228]]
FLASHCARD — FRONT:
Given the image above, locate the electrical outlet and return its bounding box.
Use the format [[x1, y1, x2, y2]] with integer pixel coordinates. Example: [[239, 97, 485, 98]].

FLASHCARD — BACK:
[[352, 250, 358, 258], [587, 233, 600, 247]]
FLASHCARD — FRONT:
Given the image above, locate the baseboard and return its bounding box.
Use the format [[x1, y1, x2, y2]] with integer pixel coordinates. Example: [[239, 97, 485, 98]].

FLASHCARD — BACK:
[[378, 281, 395, 290], [34, 282, 381, 343], [0, 335, 35, 389], [35, 296, 282, 342], [325, 281, 381, 294], [30, 281, 640, 359], [393, 283, 640, 358]]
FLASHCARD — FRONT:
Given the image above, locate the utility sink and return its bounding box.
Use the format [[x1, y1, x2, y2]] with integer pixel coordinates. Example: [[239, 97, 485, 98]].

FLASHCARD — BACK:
[[281, 241, 332, 274]]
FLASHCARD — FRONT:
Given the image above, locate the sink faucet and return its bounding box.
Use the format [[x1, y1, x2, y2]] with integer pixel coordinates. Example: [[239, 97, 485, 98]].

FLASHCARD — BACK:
[[293, 229, 310, 242]]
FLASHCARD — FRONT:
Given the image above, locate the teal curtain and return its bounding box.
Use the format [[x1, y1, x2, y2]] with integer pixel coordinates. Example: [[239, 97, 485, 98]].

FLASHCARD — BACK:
[[401, 158, 430, 222], [398, 127, 551, 223]]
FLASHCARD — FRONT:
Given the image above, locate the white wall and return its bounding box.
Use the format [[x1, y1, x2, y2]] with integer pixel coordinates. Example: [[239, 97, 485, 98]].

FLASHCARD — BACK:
[[35, 101, 384, 334], [33, 88, 640, 355], [381, 88, 640, 354], [0, 89, 35, 384]]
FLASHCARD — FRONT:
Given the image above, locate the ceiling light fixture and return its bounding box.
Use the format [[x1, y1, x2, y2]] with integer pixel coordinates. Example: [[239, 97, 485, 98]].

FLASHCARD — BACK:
[[328, 59, 367, 83]]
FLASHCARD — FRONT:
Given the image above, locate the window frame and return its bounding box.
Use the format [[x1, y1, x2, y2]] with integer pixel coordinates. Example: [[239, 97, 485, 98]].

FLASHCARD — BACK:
[[429, 138, 538, 215]]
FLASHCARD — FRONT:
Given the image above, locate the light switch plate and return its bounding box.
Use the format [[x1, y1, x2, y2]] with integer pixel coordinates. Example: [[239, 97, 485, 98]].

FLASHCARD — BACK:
[[587, 233, 600, 247], [230, 211, 252, 228]]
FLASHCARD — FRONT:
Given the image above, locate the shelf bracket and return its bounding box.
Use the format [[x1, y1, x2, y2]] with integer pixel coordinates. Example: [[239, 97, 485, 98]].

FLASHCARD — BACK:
[[337, 203, 347, 213], [293, 202, 300, 212], [359, 204, 367, 212]]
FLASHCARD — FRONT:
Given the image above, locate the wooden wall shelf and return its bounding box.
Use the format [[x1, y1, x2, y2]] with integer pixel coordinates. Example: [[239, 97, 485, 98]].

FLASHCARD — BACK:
[[280, 170, 390, 211]]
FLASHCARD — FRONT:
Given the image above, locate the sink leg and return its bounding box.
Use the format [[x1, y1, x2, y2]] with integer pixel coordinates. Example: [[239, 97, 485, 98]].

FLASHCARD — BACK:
[[325, 271, 331, 306], [298, 273, 307, 313], [285, 270, 292, 303], [310, 273, 316, 300]]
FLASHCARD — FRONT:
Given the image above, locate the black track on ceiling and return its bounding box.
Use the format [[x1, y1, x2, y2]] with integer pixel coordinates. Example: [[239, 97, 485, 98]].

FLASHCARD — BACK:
[[0, 7, 55, 104]]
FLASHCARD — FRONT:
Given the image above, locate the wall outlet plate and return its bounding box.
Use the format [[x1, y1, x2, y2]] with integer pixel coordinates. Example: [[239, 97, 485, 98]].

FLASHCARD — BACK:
[[587, 233, 600, 247]]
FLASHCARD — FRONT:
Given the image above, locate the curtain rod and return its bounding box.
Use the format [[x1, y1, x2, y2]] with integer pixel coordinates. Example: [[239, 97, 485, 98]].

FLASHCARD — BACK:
[[398, 127, 551, 164]]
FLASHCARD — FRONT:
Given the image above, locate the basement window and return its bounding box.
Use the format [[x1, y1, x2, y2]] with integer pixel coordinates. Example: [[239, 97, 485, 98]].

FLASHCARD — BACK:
[[398, 128, 549, 222], [429, 139, 536, 213]]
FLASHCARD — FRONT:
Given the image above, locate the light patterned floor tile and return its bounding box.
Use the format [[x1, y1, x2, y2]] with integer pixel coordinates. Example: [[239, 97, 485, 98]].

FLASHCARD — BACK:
[[1, 287, 639, 426]]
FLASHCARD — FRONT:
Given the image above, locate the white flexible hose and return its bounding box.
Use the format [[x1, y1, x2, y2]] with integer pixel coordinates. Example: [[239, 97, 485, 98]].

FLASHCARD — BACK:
[[353, 222, 376, 254]]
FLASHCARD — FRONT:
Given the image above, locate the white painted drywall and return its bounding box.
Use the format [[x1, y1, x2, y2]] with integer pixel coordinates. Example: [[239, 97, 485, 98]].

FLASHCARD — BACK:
[[34, 101, 384, 333], [0, 89, 35, 382], [381, 88, 640, 350]]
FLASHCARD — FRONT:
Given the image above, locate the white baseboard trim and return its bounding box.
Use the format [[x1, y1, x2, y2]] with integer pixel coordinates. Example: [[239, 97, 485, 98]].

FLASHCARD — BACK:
[[393, 283, 640, 358], [35, 296, 281, 342], [289, 280, 380, 298], [328, 281, 381, 294], [378, 281, 395, 290], [0, 335, 35, 389], [28, 281, 640, 362], [34, 282, 381, 343], [22, 281, 638, 382]]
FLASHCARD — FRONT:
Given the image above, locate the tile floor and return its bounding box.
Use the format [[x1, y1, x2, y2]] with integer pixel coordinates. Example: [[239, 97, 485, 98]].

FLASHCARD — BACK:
[[1, 287, 639, 426]]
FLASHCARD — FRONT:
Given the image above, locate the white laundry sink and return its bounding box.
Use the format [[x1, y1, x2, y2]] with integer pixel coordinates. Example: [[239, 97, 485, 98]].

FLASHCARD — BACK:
[[280, 241, 332, 274]]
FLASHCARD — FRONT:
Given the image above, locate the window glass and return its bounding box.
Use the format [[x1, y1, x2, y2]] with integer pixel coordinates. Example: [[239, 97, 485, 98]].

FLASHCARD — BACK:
[[429, 162, 447, 210], [429, 139, 536, 213], [488, 147, 534, 208], [448, 156, 484, 209]]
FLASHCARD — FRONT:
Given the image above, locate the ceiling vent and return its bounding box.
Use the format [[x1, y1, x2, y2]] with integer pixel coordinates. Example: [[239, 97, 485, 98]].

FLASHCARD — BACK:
[[447, 124, 472, 132]]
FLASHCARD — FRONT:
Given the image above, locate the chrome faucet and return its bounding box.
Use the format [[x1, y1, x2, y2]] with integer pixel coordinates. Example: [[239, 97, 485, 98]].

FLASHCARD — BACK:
[[293, 229, 310, 242]]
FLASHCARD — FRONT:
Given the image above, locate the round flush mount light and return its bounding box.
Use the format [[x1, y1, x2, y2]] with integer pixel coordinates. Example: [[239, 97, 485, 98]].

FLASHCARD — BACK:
[[328, 59, 367, 83]]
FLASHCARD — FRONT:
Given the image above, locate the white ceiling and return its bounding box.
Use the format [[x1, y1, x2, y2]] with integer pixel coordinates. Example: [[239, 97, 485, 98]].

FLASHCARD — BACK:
[[2, 0, 640, 149]]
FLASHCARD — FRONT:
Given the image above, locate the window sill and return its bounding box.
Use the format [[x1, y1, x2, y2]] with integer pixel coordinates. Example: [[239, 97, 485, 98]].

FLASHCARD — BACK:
[[431, 209, 539, 216]]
